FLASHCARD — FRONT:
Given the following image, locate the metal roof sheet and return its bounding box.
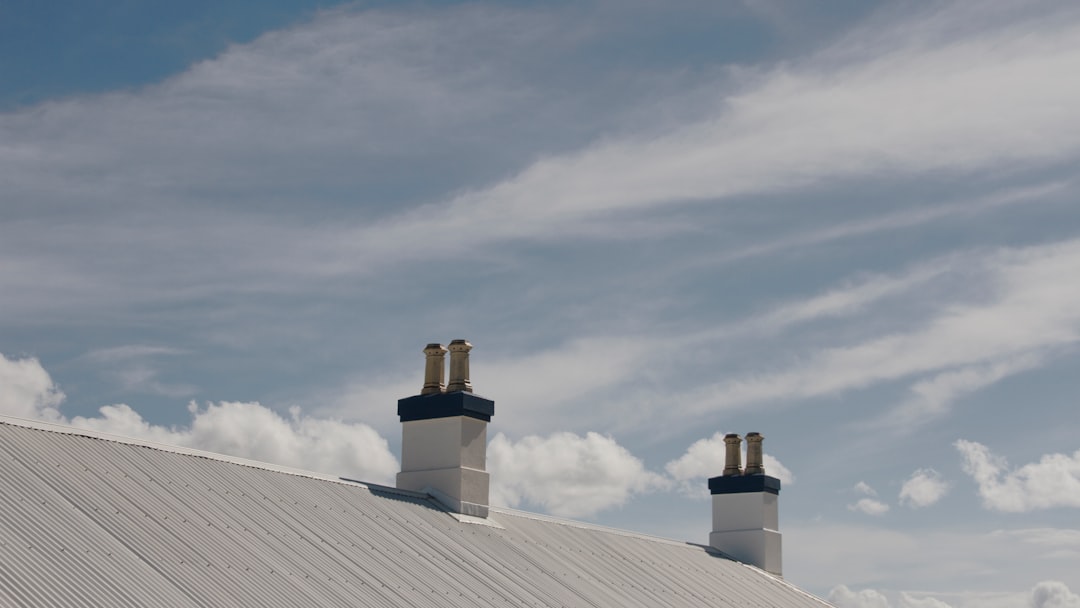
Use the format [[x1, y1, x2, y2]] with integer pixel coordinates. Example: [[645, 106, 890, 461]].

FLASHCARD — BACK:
[[0, 415, 830, 607]]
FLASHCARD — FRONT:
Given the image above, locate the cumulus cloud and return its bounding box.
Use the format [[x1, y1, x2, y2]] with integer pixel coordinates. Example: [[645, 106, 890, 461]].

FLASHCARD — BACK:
[[0, 351, 398, 484], [956, 440, 1080, 512], [828, 586, 956, 608], [899, 468, 949, 508], [829, 585, 892, 608], [1031, 581, 1080, 608], [487, 431, 667, 518], [898, 595, 954, 608], [0, 352, 64, 421], [848, 482, 889, 515], [664, 431, 793, 497], [68, 402, 398, 485], [849, 498, 890, 516], [829, 581, 1080, 608]]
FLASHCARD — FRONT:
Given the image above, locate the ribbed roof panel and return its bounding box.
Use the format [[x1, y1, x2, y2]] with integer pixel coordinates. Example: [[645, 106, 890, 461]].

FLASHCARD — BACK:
[[0, 417, 830, 608]]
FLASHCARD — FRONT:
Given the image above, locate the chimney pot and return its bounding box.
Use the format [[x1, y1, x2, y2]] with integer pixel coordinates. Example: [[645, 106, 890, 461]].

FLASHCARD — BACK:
[[723, 433, 743, 477], [745, 432, 765, 475], [421, 343, 449, 395], [446, 339, 473, 393]]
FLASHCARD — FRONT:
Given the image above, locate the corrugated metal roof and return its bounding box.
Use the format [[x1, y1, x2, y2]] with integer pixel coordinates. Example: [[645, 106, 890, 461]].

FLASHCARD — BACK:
[[0, 415, 831, 607]]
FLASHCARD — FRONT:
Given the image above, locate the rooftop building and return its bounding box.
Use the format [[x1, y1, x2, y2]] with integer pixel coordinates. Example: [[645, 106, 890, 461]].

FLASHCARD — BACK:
[[0, 340, 827, 607]]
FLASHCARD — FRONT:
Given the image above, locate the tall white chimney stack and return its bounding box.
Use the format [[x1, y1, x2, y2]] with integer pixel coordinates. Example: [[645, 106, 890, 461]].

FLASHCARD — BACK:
[[708, 431, 782, 576], [396, 340, 494, 517]]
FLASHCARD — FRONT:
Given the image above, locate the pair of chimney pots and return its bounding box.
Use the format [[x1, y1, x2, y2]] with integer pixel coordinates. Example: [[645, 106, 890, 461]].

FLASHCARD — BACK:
[[723, 432, 766, 477], [422, 340, 473, 395]]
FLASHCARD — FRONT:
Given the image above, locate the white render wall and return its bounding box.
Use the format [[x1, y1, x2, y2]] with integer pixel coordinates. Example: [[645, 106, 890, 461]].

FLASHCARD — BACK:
[[397, 416, 490, 517], [400, 416, 487, 471], [710, 492, 782, 576], [711, 492, 778, 532]]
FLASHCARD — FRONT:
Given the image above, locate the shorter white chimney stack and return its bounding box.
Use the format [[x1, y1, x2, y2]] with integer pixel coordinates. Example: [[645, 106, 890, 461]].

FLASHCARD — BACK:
[[708, 431, 782, 576]]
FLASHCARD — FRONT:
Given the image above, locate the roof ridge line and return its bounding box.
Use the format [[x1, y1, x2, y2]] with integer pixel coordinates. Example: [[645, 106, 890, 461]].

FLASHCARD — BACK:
[[490, 504, 707, 548], [0, 413, 427, 498]]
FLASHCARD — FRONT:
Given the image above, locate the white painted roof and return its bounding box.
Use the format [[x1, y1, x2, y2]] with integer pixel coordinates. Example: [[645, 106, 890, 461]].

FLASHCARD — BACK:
[[0, 415, 830, 607]]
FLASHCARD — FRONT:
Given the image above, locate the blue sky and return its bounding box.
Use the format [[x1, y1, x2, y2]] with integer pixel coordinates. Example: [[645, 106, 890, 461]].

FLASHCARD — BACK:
[[2, 1, 1080, 605]]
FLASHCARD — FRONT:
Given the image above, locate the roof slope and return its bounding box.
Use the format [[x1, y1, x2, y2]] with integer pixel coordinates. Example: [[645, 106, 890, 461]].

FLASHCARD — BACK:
[[0, 416, 829, 608]]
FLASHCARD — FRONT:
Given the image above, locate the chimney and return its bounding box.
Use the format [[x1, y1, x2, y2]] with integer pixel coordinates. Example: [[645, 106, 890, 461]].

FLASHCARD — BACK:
[[708, 432, 782, 576], [396, 340, 495, 517]]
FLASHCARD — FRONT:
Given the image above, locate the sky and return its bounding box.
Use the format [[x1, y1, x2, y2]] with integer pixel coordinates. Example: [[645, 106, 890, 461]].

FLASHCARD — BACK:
[[2, 0, 1079, 605]]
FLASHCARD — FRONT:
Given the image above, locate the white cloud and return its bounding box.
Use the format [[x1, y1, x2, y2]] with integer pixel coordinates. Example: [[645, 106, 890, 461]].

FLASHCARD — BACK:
[[0, 352, 398, 484], [746, 265, 949, 332], [376, 0, 1080, 246], [668, 239, 1080, 427], [956, 440, 1080, 512], [487, 431, 666, 518], [0, 352, 64, 421], [663, 431, 794, 497], [788, 523, 1080, 603], [849, 497, 890, 516], [1031, 581, 1080, 608], [828, 585, 957, 608], [829, 581, 1080, 608], [848, 482, 889, 515], [326, 335, 653, 437], [854, 481, 878, 497], [883, 355, 1044, 429], [705, 181, 1068, 268], [69, 401, 400, 486], [898, 595, 954, 608], [899, 468, 949, 508], [5, 0, 1080, 326], [829, 585, 892, 608], [829, 578, 1080, 608]]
